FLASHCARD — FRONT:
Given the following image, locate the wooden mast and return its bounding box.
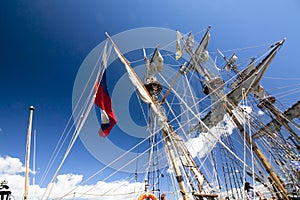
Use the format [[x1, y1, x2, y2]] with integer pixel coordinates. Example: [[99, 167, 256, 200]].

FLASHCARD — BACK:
[[106, 33, 192, 199], [162, 129, 190, 200], [24, 106, 35, 200]]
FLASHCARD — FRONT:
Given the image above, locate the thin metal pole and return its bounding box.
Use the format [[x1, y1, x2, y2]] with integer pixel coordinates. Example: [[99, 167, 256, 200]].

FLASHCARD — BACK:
[[33, 129, 36, 199]]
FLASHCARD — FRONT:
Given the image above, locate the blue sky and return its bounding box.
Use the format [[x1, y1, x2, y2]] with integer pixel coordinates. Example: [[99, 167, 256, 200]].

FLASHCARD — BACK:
[[0, 0, 300, 199]]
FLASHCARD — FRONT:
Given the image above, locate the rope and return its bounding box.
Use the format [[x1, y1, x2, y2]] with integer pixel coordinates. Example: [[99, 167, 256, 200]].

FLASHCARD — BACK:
[[43, 85, 97, 200], [57, 113, 166, 199], [40, 28, 298, 199], [159, 72, 253, 169]]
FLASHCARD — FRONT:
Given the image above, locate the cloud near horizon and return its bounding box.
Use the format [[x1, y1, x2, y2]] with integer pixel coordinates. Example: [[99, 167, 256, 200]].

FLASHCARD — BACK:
[[0, 155, 144, 200]]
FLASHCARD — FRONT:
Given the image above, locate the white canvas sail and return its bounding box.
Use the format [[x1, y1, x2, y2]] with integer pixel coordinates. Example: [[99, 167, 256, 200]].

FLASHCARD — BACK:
[[105, 32, 154, 105]]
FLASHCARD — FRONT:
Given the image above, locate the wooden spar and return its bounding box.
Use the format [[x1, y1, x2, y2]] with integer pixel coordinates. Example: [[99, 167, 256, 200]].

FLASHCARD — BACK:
[[24, 106, 35, 200], [161, 71, 181, 103]]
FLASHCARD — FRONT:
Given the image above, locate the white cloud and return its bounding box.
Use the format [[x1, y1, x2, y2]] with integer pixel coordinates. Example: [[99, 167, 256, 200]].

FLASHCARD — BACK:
[[0, 155, 144, 200], [0, 156, 24, 174], [39, 177, 144, 200]]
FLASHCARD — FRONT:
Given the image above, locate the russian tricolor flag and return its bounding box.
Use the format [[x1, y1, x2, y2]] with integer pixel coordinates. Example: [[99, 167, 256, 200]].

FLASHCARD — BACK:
[[94, 71, 117, 137]]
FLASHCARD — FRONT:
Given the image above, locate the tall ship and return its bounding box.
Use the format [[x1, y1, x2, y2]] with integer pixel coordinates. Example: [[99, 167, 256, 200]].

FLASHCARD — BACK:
[[41, 27, 299, 200]]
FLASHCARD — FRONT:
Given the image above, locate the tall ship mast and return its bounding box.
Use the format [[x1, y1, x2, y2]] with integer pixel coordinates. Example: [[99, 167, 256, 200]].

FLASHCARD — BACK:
[[43, 27, 299, 199], [102, 27, 299, 199]]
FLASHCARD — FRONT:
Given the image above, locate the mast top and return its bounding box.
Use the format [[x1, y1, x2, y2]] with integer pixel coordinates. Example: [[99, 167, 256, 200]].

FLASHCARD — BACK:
[[29, 106, 35, 111]]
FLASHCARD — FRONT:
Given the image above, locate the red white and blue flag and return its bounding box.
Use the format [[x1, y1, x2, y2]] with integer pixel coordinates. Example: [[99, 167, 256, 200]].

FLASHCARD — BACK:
[[94, 71, 117, 137]]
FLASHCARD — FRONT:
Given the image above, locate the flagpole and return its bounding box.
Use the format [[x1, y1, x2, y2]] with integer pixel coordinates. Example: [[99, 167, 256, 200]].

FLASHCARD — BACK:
[[24, 106, 35, 200]]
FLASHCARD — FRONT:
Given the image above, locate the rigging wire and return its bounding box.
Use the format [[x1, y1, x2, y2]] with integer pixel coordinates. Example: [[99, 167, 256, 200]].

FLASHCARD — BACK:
[[42, 44, 111, 199], [39, 45, 107, 187], [71, 131, 169, 199], [57, 109, 167, 199], [158, 71, 254, 170], [43, 84, 97, 200], [40, 28, 300, 199]]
